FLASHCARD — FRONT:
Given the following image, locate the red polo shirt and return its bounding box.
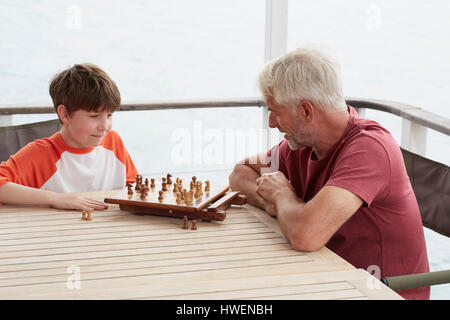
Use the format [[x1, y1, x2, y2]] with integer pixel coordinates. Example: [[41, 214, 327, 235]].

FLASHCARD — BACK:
[[268, 106, 430, 300]]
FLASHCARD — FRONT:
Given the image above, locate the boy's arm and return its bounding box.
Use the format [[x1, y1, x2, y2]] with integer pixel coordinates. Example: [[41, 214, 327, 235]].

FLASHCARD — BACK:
[[0, 182, 108, 211]]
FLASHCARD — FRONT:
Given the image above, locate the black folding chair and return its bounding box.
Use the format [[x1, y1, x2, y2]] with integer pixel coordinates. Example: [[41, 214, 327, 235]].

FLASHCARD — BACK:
[[0, 119, 60, 162], [380, 148, 450, 291]]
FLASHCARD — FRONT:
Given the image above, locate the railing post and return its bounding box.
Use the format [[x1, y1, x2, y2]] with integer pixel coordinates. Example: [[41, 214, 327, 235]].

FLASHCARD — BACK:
[[263, 0, 288, 150], [355, 107, 366, 118], [401, 119, 427, 156]]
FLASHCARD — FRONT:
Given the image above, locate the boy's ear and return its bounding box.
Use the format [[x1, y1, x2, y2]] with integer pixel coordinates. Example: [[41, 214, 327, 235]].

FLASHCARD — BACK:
[[56, 105, 70, 124]]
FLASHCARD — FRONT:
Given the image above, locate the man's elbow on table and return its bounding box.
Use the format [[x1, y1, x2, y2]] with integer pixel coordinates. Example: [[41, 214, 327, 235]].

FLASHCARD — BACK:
[[290, 236, 323, 253], [288, 225, 326, 253]]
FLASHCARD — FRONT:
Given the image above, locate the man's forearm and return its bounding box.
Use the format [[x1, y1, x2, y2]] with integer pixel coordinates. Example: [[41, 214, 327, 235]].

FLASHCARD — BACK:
[[229, 164, 267, 209], [274, 192, 312, 250], [275, 193, 324, 252]]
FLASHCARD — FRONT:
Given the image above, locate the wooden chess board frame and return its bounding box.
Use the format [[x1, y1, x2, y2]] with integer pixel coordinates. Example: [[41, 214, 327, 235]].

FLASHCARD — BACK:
[[104, 179, 246, 221]]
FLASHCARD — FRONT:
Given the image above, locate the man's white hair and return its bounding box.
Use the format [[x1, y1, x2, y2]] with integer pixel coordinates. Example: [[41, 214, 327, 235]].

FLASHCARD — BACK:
[[258, 47, 347, 112]]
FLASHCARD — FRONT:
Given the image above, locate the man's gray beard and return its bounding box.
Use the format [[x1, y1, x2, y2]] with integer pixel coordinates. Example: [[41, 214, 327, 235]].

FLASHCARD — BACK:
[[287, 139, 300, 150]]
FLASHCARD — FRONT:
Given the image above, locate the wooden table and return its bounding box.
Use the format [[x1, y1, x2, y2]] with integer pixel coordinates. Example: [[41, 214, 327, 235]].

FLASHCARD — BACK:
[[0, 190, 402, 300]]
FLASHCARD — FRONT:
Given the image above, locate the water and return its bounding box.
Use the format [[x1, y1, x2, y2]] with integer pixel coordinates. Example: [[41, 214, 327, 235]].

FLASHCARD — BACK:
[[1, 0, 449, 299]]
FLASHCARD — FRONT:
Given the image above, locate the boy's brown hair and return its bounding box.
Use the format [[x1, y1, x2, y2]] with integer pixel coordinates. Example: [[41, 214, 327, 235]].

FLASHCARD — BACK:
[[49, 63, 121, 119]]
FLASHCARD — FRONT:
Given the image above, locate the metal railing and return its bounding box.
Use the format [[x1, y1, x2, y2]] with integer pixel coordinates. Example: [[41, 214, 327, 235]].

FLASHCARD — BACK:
[[1, 97, 449, 157], [0, 98, 264, 115], [347, 97, 450, 156]]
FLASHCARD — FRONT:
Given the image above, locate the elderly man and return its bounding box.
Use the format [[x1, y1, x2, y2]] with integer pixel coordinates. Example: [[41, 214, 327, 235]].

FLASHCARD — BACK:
[[229, 48, 429, 300]]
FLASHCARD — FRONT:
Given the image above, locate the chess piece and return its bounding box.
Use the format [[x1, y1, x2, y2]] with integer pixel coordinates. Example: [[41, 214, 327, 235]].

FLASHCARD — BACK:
[[158, 191, 164, 202], [194, 186, 202, 200], [140, 188, 147, 200], [162, 182, 167, 192], [135, 175, 142, 191], [127, 183, 133, 195], [145, 178, 149, 188], [87, 209, 93, 221], [191, 220, 197, 230], [150, 178, 155, 189], [81, 210, 87, 221], [182, 216, 189, 229], [192, 176, 197, 184], [205, 180, 210, 193], [176, 192, 183, 204], [185, 191, 193, 205], [167, 174, 172, 185]]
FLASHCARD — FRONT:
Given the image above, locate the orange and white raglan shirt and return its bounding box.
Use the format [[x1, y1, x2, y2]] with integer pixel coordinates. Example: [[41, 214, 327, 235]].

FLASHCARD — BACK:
[[0, 130, 138, 194]]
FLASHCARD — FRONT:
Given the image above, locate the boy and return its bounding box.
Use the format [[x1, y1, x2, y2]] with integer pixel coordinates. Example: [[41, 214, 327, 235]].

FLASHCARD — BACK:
[[0, 63, 138, 211]]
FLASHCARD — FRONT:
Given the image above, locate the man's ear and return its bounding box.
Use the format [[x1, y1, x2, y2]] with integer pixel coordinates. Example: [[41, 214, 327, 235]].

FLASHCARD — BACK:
[[297, 101, 314, 122], [56, 105, 70, 124]]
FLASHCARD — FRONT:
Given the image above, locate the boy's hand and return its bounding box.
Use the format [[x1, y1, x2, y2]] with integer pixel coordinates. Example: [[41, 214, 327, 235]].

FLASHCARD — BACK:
[[0, 182, 109, 211], [51, 193, 108, 211]]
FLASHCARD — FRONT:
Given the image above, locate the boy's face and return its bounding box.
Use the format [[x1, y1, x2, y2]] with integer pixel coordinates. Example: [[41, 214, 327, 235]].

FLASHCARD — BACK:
[[59, 106, 113, 148]]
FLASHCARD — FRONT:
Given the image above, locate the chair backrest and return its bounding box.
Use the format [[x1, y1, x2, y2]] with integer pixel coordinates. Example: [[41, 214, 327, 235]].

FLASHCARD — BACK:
[[401, 148, 450, 238], [0, 119, 60, 162]]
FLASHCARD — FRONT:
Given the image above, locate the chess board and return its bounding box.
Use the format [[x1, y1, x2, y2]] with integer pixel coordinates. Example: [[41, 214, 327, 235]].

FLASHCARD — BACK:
[[104, 175, 246, 221]]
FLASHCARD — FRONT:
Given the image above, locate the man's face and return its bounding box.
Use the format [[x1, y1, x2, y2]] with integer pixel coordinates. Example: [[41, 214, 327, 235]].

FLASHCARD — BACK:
[[62, 109, 113, 148], [266, 96, 313, 150]]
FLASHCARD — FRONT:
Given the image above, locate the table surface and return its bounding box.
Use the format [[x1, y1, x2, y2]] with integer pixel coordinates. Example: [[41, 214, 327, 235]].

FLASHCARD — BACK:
[[0, 190, 402, 300]]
